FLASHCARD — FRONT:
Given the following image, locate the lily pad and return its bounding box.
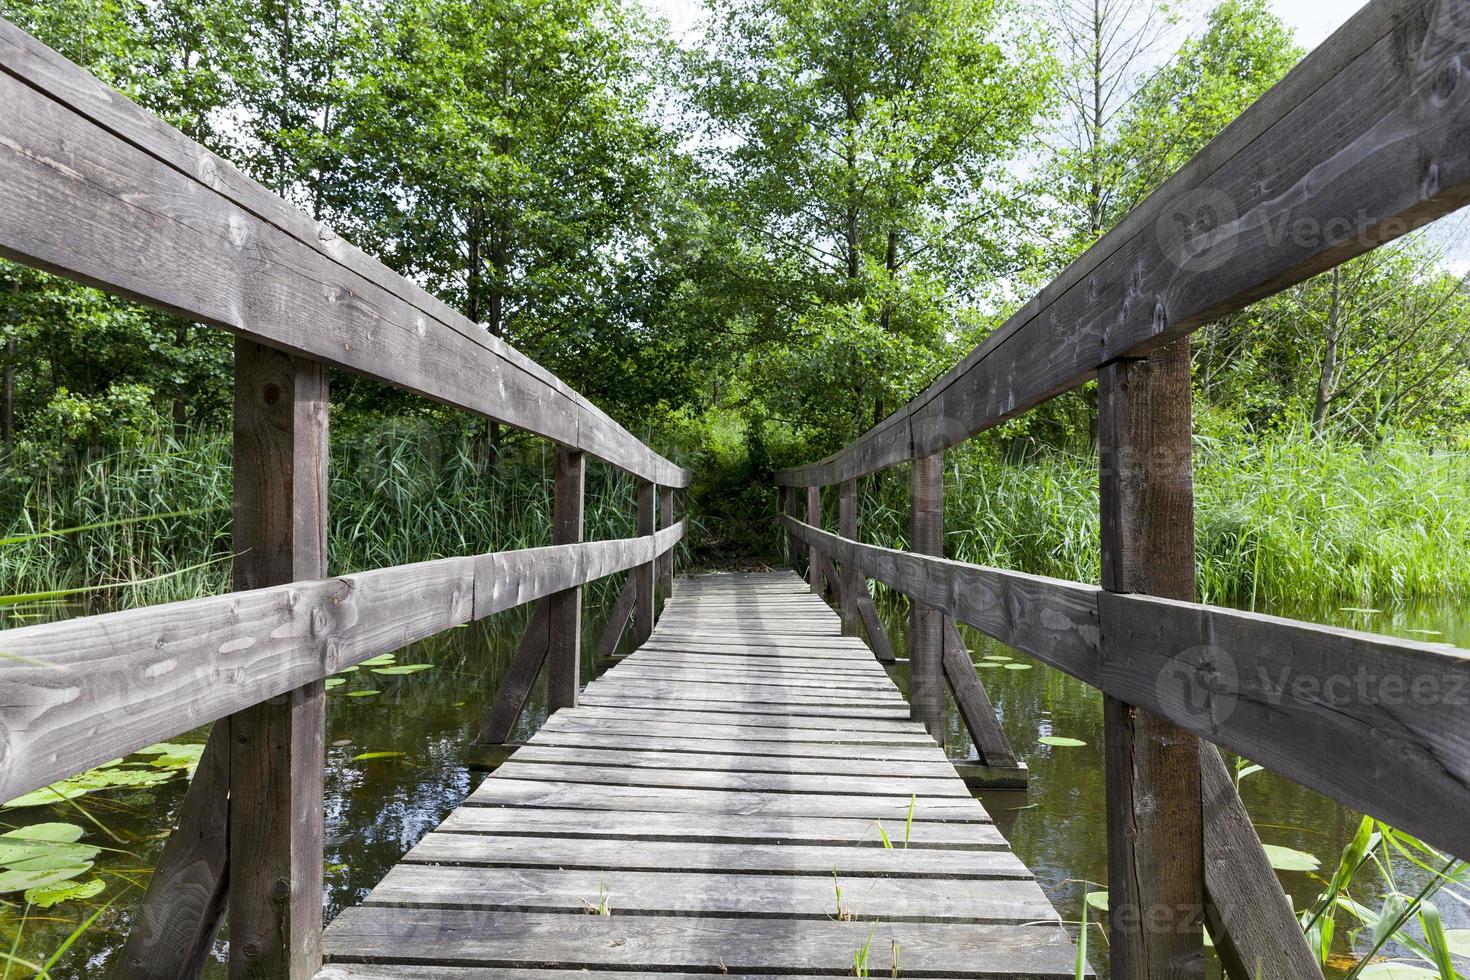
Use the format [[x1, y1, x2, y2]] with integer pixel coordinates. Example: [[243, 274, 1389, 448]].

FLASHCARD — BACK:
[[346, 690, 381, 698], [0, 862, 91, 895], [371, 664, 433, 676], [1085, 891, 1109, 912], [0, 824, 92, 867], [325, 678, 347, 689], [1038, 736, 1087, 748], [352, 751, 405, 762], [977, 662, 1003, 668], [1004, 663, 1033, 671], [359, 655, 397, 667], [1356, 966, 1441, 979], [1443, 928, 1470, 957], [983, 655, 1013, 662], [1261, 844, 1319, 872], [26, 877, 105, 908]]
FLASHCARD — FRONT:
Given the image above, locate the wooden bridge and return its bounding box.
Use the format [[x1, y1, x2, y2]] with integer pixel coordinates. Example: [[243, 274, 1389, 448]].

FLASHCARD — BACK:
[[2, 1, 1470, 977]]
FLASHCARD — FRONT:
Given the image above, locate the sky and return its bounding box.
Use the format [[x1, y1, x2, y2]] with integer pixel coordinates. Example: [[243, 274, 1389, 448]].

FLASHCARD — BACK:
[[643, 0, 1368, 52]]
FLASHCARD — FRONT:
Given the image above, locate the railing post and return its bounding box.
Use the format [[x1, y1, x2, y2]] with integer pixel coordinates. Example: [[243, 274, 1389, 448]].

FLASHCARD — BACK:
[[909, 452, 946, 741], [634, 479, 656, 643], [837, 479, 861, 636], [228, 339, 328, 980], [1098, 339, 1205, 978], [547, 448, 585, 710], [659, 484, 675, 600], [805, 485, 825, 595]]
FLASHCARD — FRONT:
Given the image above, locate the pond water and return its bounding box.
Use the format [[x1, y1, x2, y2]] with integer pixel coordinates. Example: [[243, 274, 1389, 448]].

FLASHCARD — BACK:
[[2, 579, 1465, 977]]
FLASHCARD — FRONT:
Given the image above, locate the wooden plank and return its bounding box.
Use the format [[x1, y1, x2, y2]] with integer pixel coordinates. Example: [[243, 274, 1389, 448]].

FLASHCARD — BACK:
[[586, 679, 905, 704], [1200, 747, 1323, 979], [619, 653, 893, 676], [402, 833, 1028, 877], [854, 590, 898, 662], [592, 574, 637, 661], [228, 341, 328, 980], [471, 599, 550, 746], [1097, 340, 1204, 978], [487, 761, 970, 798], [658, 485, 675, 599], [634, 480, 655, 644], [1099, 590, 1470, 863], [605, 664, 897, 689], [573, 696, 913, 721], [785, 516, 1102, 682], [837, 479, 861, 635], [466, 779, 990, 821], [805, 486, 825, 594], [910, 452, 946, 740], [547, 449, 584, 710], [525, 729, 951, 763], [319, 970, 966, 980], [0, 21, 688, 488], [776, 0, 1470, 488], [112, 729, 229, 979], [505, 744, 960, 778], [363, 865, 1054, 923], [436, 806, 1001, 847], [0, 526, 684, 805], [942, 620, 1020, 769], [322, 909, 1081, 974], [540, 711, 939, 744]]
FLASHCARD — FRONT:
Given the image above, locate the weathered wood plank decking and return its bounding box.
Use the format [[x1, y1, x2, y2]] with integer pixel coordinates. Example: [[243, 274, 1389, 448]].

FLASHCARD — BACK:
[[316, 570, 1081, 977]]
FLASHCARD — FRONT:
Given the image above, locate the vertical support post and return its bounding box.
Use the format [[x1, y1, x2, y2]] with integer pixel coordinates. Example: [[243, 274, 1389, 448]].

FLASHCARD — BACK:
[[805, 485, 825, 595], [547, 448, 585, 710], [1098, 339, 1205, 979], [228, 340, 328, 980], [909, 452, 946, 742], [837, 479, 861, 635], [658, 484, 675, 600], [634, 479, 656, 644]]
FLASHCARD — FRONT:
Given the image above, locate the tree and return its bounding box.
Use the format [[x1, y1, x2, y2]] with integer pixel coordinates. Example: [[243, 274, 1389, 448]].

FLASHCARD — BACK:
[[689, 0, 1055, 451]]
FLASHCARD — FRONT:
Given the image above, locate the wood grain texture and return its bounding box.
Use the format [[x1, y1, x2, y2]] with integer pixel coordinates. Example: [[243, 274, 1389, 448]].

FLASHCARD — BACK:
[[472, 599, 551, 746], [942, 620, 1020, 769], [112, 728, 229, 979], [1097, 341, 1204, 980], [324, 908, 1081, 974], [805, 486, 825, 595], [546, 449, 585, 710], [658, 485, 675, 600], [909, 453, 946, 740], [633, 481, 656, 644], [837, 479, 862, 636], [784, 516, 1102, 682], [228, 343, 328, 980], [777, 0, 1470, 488], [1200, 747, 1324, 980], [0, 20, 688, 487], [591, 574, 637, 662], [0, 526, 685, 804]]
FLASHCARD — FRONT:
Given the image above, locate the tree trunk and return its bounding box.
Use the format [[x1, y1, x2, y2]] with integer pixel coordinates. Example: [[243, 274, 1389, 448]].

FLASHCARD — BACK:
[[1313, 267, 1342, 436]]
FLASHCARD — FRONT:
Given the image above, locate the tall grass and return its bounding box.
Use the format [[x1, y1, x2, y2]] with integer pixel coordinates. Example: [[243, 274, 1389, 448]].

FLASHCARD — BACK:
[[0, 421, 649, 625], [854, 432, 1470, 607]]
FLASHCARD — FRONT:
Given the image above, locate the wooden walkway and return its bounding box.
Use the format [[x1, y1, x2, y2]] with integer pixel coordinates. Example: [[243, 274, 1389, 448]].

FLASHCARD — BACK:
[[316, 571, 1081, 977]]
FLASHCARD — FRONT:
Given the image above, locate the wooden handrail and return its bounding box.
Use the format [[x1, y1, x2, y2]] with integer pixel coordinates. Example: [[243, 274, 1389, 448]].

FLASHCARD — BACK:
[[776, 0, 1469, 489], [0, 522, 685, 806], [784, 515, 1470, 863], [0, 19, 689, 488]]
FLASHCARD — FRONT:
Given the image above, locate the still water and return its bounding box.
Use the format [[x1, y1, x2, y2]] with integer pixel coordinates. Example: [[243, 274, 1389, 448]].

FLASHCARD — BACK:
[[3, 582, 1465, 976]]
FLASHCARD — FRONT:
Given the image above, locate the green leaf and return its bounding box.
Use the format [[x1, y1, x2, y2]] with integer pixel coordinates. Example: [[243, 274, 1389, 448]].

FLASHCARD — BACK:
[[351, 751, 405, 762], [1262, 844, 1320, 872], [1355, 966, 1442, 979], [1038, 736, 1087, 748], [1085, 891, 1109, 912], [371, 664, 433, 675], [0, 862, 91, 895], [359, 655, 396, 667], [1003, 663, 1032, 670], [346, 690, 381, 698], [24, 877, 105, 908], [1443, 929, 1470, 957], [325, 678, 347, 689]]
